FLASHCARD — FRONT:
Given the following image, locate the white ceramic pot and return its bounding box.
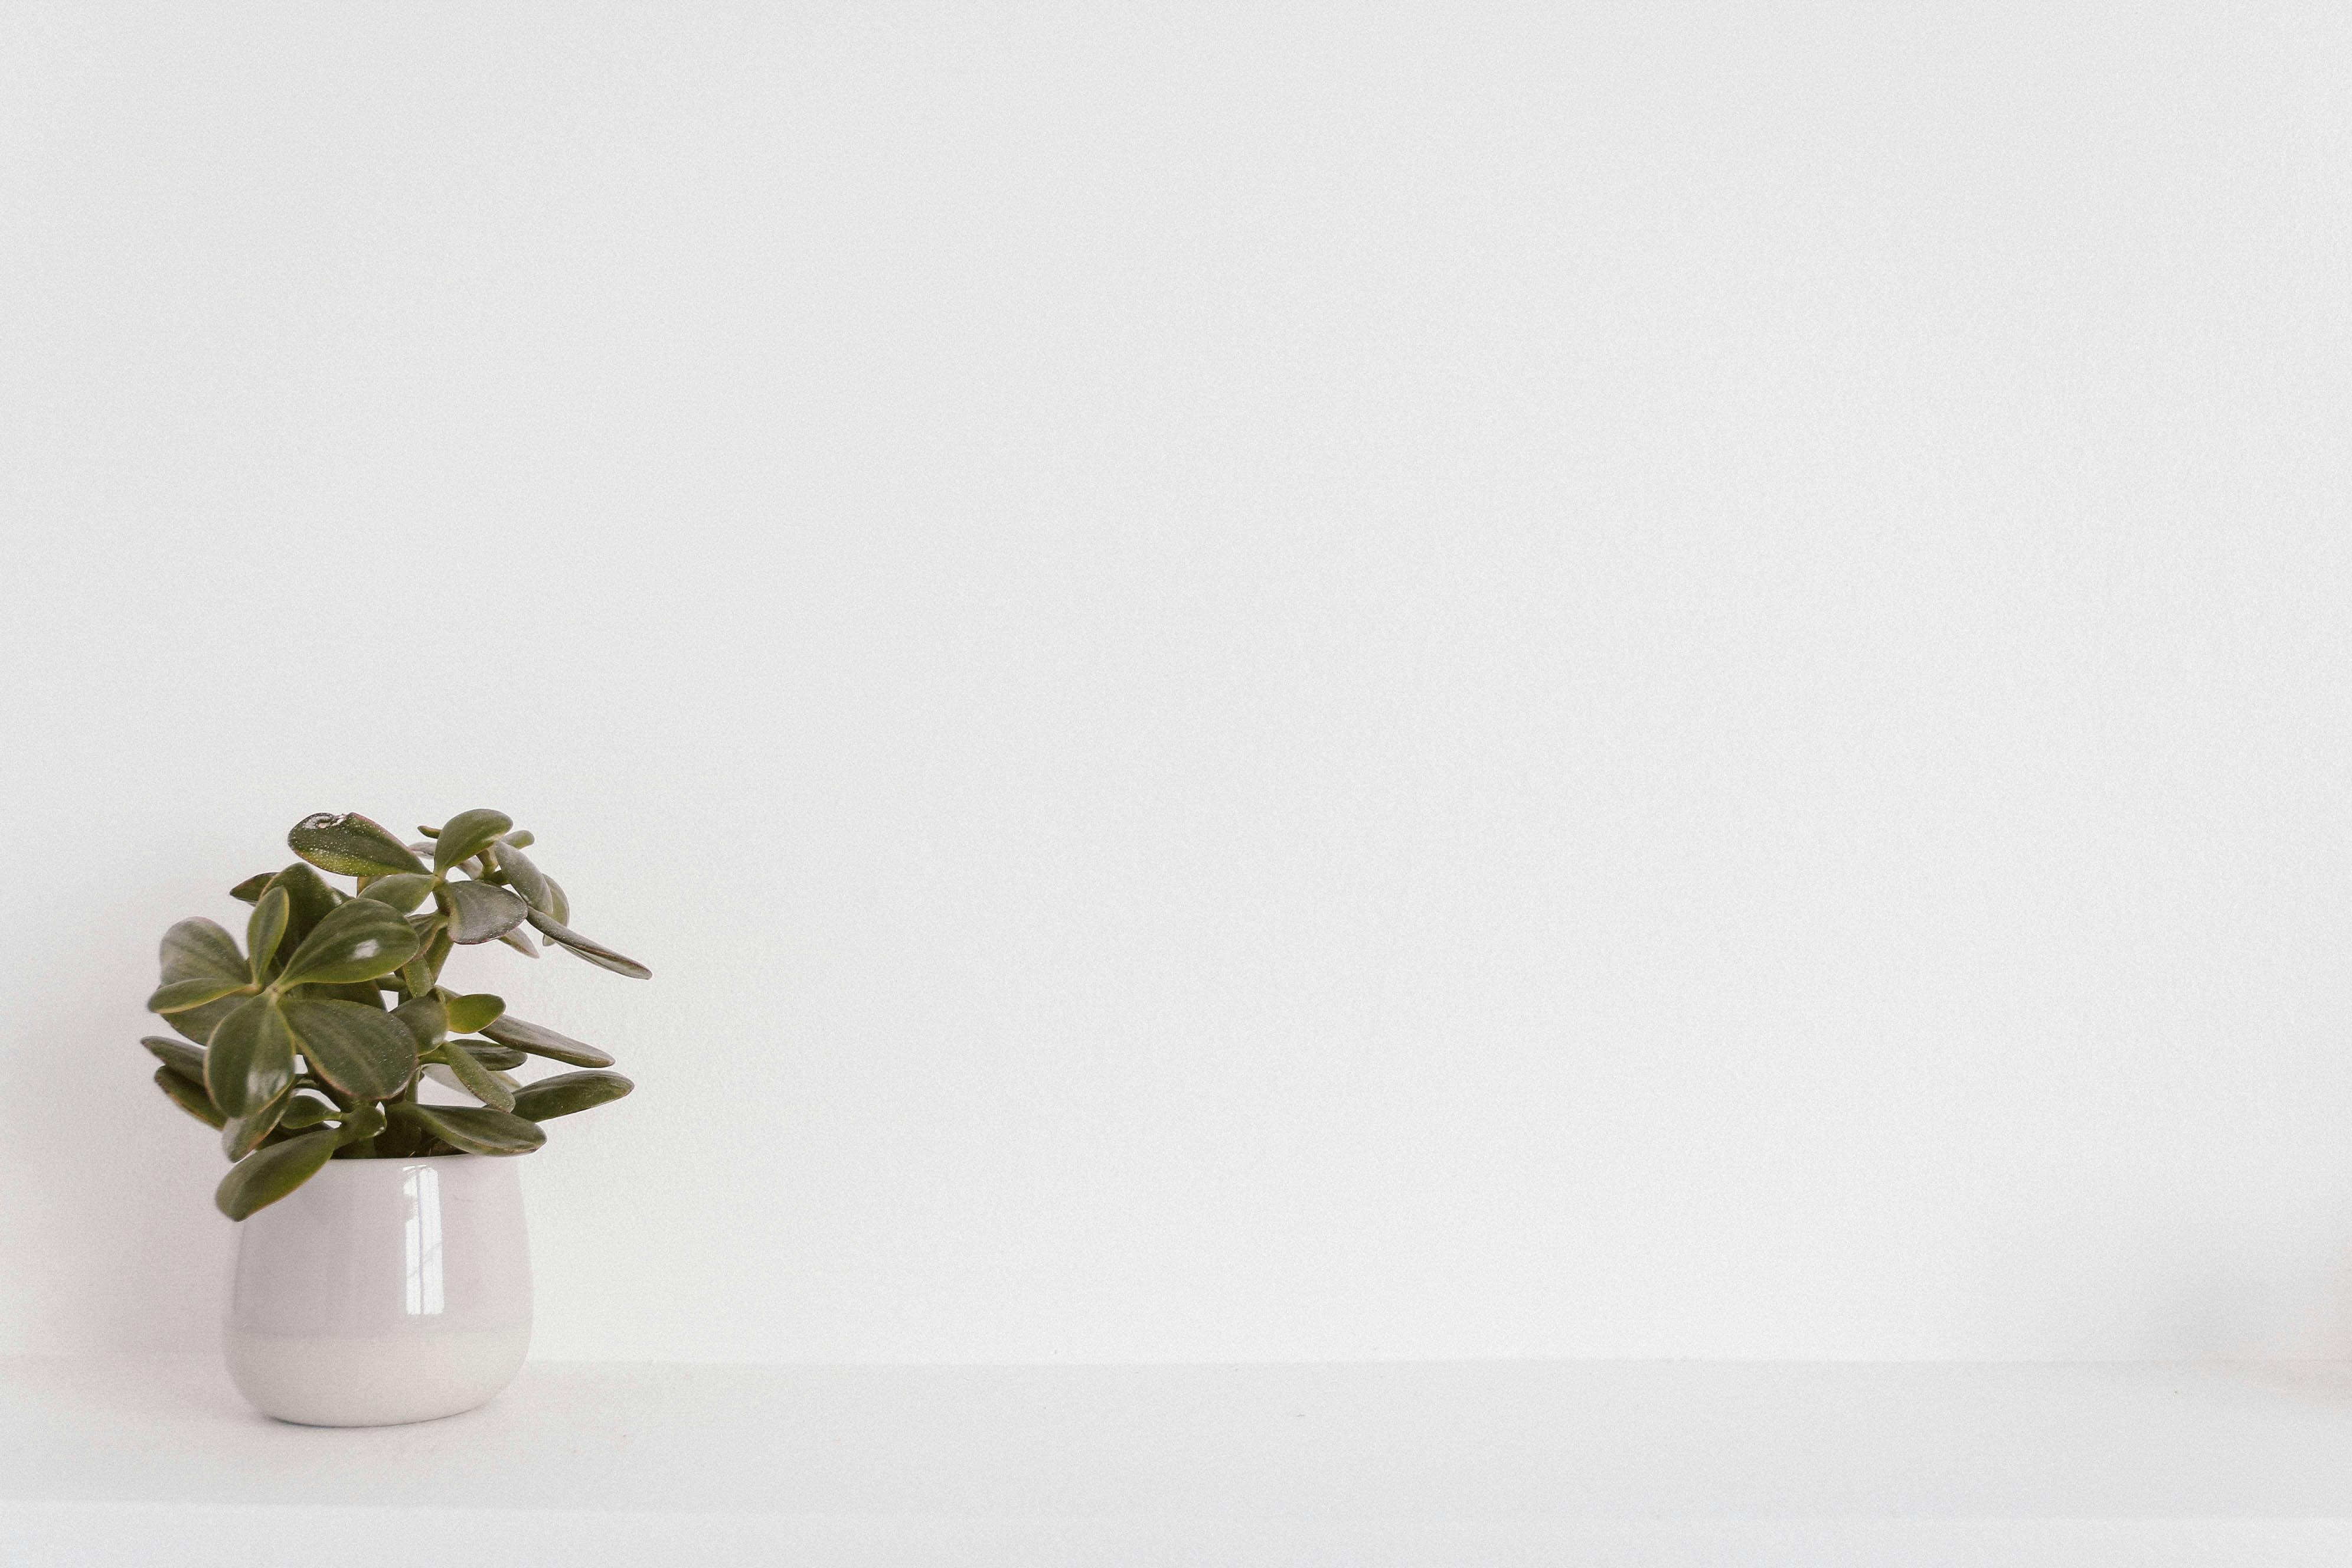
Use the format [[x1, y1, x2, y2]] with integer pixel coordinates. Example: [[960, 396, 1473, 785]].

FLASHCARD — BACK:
[[224, 1154, 533, 1426]]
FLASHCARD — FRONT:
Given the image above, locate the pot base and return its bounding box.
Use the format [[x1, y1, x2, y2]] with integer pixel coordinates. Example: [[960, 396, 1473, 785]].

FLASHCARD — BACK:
[[226, 1326, 531, 1426]]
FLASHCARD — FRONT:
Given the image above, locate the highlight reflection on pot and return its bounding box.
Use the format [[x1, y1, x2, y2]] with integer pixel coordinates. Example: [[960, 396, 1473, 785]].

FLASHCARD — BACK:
[[403, 1166, 445, 1317]]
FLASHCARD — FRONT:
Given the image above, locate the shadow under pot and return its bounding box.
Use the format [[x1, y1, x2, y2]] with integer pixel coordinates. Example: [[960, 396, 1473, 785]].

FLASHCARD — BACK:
[[224, 1154, 532, 1426]]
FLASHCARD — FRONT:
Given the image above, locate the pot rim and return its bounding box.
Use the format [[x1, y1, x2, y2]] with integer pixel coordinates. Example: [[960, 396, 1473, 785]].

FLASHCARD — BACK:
[[313, 1152, 516, 1168]]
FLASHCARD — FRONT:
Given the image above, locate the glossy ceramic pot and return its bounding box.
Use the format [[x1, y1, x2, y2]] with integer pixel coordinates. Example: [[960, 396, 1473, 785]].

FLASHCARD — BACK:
[[224, 1154, 532, 1426]]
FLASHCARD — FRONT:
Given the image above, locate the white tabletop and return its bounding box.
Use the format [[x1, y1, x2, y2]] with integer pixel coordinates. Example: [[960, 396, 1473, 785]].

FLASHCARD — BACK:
[[7, 1355, 2352, 1566]]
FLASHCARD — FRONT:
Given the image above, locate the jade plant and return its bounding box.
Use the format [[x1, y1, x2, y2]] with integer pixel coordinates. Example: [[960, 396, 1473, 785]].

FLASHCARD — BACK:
[[141, 810, 648, 1220]]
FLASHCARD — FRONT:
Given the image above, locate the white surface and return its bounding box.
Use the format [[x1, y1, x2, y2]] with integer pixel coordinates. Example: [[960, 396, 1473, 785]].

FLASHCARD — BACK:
[[226, 1155, 531, 1425], [4, 3, 2352, 1367], [9, 1357, 2352, 1566]]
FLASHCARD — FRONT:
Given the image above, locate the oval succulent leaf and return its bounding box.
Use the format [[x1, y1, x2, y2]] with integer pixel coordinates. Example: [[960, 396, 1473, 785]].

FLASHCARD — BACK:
[[523, 910, 650, 980], [228, 873, 273, 904], [281, 998, 419, 1100], [502, 830, 535, 850], [436, 1043, 516, 1110], [434, 809, 513, 873], [216, 1129, 341, 1220], [276, 899, 422, 987], [512, 1069, 634, 1123], [221, 1084, 292, 1161], [205, 994, 298, 1118], [452, 1040, 527, 1070], [479, 1014, 615, 1068], [161, 917, 248, 985], [545, 876, 570, 926], [389, 1102, 545, 1155], [289, 812, 427, 878], [412, 841, 480, 875], [246, 887, 290, 982], [400, 921, 453, 997], [262, 863, 342, 950], [442, 879, 529, 944], [165, 993, 243, 1048], [399, 954, 436, 997], [443, 992, 505, 1034], [148, 975, 251, 1014], [492, 841, 553, 912], [302, 981, 388, 1008], [142, 1035, 207, 1080], [337, 1100, 388, 1147], [357, 872, 436, 915], [390, 995, 448, 1050], [279, 1092, 338, 1131], [153, 1066, 226, 1129], [496, 925, 540, 958]]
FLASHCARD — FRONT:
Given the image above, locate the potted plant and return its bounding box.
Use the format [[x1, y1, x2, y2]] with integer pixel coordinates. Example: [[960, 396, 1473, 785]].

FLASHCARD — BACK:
[[140, 809, 648, 1426]]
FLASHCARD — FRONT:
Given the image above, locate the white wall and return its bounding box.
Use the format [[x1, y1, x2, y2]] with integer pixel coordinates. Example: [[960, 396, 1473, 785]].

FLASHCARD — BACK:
[[3, 1, 2348, 1364]]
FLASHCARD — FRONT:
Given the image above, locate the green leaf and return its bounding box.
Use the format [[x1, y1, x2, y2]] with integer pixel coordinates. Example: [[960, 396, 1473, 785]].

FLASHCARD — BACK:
[[435, 809, 513, 873], [246, 887, 290, 982], [300, 981, 388, 1007], [398, 916, 448, 996], [281, 998, 419, 1100], [221, 1084, 292, 1161], [513, 1069, 634, 1122], [545, 876, 570, 926], [455, 1041, 526, 1070], [335, 1100, 388, 1148], [279, 1092, 338, 1131], [522, 910, 650, 979], [153, 1066, 225, 1129], [415, 841, 481, 876], [496, 925, 540, 958], [262, 863, 342, 952], [391, 995, 448, 1050], [443, 992, 505, 1034], [357, 871, 436, 914], [443, 878, 529, 944], [148, 975, 251, 1013], [228, 873, 274, 904], [165, 994, 243, 1048], [491, 841, 554, 913], [436, 1043, 515, 1110], [288, 812, 426, 878], [479, 1013, 616, 1067], [205, 994, 298, 1118], [501, 830, 535, 850], [142, 1035, 207, 1080], [276, 899, 422, 987], [216, 1129, 341, 1220], [161, 917, 247, 985], [388, 1102, 545, 1155], [432, 1057, 525, 1103]]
